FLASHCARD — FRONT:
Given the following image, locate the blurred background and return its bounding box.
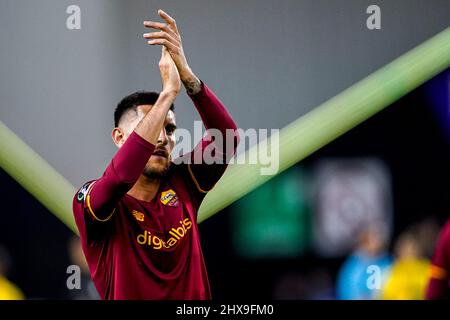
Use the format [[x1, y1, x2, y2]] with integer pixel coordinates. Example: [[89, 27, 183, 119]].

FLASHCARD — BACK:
[[0, 0, 449, 299]]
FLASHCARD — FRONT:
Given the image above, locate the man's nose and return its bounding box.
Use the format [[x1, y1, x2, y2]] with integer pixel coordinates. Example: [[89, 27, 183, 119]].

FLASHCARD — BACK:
[[157, 128, 168, 145]]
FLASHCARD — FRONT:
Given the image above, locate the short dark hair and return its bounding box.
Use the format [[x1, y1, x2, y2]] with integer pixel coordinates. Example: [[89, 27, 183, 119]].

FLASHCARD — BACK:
[[114, 91, 175, 127]]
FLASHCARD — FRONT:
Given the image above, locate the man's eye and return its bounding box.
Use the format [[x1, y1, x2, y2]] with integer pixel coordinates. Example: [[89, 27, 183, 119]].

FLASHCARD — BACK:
[[166, 127, 176, 135]]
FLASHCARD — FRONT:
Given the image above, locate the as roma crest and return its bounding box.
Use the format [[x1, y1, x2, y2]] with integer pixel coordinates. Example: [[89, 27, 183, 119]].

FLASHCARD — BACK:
[[160, 189, 179, 207]]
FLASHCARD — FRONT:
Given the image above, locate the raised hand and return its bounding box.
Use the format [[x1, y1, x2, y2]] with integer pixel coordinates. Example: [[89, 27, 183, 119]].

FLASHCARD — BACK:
[[144, 10, 201, 94], [159, 46, 181, 95]]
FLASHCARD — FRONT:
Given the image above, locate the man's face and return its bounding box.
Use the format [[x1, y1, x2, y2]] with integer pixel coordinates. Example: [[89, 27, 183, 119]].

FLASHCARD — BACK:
[[113, 104, 176, 179]]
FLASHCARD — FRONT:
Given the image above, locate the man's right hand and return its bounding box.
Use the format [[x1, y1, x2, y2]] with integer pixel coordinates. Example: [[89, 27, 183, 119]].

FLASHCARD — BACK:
[[132, 46, 180, 146], [159, 46, 181, 95]]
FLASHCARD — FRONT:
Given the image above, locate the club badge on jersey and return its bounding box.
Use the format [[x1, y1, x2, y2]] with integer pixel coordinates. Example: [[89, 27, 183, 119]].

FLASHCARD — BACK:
[[160, 189, 179, 207]]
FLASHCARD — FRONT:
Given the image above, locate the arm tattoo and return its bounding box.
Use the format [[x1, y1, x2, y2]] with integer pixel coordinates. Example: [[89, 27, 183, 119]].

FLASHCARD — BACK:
[[183, 78, 201, 95]]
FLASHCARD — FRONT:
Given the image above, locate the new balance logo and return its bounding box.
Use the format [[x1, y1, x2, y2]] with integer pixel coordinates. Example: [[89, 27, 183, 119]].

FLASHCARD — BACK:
[[132, 210, 144, 222]]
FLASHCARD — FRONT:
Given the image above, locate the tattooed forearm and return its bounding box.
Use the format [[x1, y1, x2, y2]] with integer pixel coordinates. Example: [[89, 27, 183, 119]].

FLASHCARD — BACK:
[[182, 75, 201, 95]]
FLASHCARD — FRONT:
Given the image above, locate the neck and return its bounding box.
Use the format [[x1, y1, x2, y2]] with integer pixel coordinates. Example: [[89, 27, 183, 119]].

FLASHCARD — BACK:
[[127, 174, 161, 202]]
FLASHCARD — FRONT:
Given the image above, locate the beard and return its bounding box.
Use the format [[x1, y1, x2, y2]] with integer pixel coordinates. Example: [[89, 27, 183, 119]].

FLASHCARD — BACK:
[[142, 161, 170, 180]]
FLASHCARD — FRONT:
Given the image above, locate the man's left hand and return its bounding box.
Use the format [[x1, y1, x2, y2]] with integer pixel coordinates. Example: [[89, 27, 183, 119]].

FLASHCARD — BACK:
[[143, 10, 193, 81]]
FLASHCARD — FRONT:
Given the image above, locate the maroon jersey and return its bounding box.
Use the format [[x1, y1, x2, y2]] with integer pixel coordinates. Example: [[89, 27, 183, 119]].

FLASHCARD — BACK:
[[73, 82, 237, 300], [426, 219, 450, 299]]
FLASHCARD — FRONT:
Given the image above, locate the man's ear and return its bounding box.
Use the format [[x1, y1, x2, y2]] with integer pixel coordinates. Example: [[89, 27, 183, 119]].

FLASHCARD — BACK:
[[112, 127, 125, 147]]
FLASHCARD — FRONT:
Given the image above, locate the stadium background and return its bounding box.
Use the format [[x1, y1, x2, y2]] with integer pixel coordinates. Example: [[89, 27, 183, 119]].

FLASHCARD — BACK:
[[0, 0, 449, 299]]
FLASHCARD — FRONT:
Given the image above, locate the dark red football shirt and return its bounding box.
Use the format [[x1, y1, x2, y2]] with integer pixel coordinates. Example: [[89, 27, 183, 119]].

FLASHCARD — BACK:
[[426, 219, 450, 299], [73, 82, 238, 300]]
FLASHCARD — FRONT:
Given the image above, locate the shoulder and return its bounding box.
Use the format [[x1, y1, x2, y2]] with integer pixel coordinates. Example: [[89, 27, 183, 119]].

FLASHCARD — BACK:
[[74, 180, 97, 205], [73, 180, 99, 216]]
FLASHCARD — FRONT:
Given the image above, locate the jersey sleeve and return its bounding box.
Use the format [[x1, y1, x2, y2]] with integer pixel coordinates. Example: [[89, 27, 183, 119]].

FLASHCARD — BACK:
[[426, 220, 450, 299], [73, 131, 155, 244], [176, 81, 239, 199]]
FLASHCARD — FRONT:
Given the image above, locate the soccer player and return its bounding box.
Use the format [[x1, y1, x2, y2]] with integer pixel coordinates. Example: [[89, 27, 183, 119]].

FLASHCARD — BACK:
[[426, 219, 450, 299], [72, 10, 239, 300]]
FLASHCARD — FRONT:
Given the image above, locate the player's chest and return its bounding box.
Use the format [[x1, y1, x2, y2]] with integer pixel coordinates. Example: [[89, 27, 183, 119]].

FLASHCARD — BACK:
[[119, 188, 194, 252]]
